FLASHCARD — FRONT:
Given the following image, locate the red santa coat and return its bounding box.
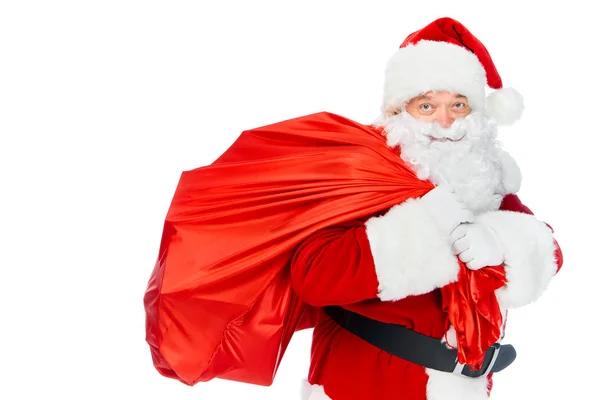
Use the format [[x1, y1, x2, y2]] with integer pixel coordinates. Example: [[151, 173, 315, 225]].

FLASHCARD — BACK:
[[291, 193, 563, 400]]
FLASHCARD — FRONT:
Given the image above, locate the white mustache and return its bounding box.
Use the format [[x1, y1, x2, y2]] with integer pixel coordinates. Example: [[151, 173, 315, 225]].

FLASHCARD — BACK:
[[383, 111, 494, 149], [424, 119, 468, 141]]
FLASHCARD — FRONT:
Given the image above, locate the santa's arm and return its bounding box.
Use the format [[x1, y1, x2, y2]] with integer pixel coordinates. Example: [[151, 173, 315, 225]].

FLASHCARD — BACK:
[[477, 194, 563, 309], [290, 198, 460, 306]]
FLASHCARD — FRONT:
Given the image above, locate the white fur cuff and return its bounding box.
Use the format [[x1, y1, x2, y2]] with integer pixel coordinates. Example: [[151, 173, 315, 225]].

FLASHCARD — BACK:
[[477, 211, 558, 309], [365, 198, 460, 301]]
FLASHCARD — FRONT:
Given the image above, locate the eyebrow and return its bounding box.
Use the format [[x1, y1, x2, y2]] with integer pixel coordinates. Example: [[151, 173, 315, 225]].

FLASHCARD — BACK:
[[415, 93, 468, 101]]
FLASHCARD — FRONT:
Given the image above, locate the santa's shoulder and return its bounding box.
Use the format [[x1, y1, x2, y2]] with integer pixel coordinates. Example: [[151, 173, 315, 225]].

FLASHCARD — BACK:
[[498, 149, 522, 194]]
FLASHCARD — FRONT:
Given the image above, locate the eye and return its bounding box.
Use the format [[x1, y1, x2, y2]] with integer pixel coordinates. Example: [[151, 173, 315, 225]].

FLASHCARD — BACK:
[[454, 102, 468, 109], [420, 103, 433, 111]]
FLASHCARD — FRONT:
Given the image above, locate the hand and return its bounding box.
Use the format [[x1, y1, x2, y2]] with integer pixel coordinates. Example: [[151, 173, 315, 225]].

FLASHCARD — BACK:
[[450, 222, 505, 270], [420, 186, 474, 236]]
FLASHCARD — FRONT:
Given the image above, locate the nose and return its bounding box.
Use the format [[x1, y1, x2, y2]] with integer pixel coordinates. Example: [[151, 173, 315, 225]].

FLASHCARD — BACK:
[[435, 108, 454, 128]]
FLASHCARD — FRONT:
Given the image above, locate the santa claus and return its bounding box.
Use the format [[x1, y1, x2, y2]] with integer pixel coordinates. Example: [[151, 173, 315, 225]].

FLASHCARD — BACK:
[[292, 17, 563, 400]]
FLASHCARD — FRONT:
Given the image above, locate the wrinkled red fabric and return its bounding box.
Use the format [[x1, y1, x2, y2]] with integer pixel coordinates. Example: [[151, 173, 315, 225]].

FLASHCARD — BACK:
[[144, 111, 506, 386], [441, 265, 507, 369]]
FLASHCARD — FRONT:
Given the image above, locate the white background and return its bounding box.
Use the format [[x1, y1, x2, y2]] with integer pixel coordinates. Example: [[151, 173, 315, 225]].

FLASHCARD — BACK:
[[1, 1, 597, 399]]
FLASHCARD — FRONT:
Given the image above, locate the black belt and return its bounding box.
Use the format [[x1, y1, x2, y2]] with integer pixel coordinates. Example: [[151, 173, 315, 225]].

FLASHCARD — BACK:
[[324, 306, 516, 378]]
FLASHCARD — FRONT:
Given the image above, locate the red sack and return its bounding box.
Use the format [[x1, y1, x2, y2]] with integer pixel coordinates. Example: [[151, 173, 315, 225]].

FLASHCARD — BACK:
[[143, 112, 505, 386]]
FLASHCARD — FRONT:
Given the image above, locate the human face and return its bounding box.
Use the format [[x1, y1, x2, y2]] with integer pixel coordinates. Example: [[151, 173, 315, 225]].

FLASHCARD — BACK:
[[382, 110, 504, 213], [404, 91, 471, 128]]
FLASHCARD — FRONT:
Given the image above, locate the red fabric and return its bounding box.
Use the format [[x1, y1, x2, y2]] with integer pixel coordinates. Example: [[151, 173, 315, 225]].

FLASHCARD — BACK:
[[290, 217, 381, 307], [144, 112, 432, 386], [143, 111, 507, 386], [440, 266, 506, 368], [401, 17, 503, 89], [308, 309, 442, 400], [291, 217, 453, 399], [297, 195, 562, 399]]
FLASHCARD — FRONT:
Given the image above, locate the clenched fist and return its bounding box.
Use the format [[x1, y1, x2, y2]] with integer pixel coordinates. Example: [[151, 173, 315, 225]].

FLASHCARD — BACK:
[[420, 186, 474, 236], [450, 222, 505, 270]]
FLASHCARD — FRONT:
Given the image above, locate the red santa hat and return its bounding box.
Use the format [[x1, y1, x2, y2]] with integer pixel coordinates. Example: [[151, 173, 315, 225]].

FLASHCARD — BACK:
[[382, 17, 524, 125]]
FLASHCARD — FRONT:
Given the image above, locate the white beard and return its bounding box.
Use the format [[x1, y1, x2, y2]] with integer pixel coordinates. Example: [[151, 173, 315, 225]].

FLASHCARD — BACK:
[[381, 112, 508, 214]]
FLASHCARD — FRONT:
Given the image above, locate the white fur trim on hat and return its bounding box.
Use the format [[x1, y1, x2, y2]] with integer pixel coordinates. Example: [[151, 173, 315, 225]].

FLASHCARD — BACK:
[[382, 40, 487, 116]]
